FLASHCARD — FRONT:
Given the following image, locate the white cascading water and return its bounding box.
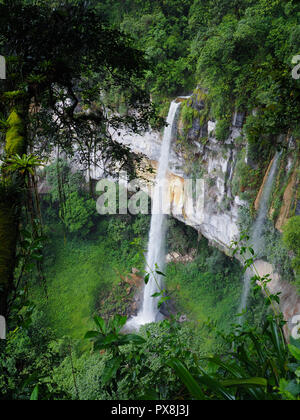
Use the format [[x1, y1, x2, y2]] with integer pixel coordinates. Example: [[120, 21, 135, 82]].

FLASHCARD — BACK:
[[127, 100, 181, 329], [239, 152, 281, 313]]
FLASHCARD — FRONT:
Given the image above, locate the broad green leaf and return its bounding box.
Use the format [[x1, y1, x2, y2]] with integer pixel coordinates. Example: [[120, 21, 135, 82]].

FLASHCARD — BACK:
[[220, 377, 267, 388], [201, 356, 245, 378], [102, 357, 122, 385], [113, 315, 127, 332], [102, 333, 118, 346], [151, 292, 161, 298], [167, 359, 205, 400], [93, 335, 115, 350], [280, 378, 300, 398], [118, 334, 146, 346], [84, 330, 99, 339], [195, 365, 235, 400], [144, 273, 150, 284], [93, 316, 106, 334], [289, 344, 300, 361], [30, 385, 39, 401], [290, 337, 300, 350], [155, 270, 166, 277]]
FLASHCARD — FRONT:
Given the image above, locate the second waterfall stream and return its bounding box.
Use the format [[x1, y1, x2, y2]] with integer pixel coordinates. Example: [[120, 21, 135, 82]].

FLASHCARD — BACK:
[[127, 100, 181, 329], [239, 151, 281, 313]]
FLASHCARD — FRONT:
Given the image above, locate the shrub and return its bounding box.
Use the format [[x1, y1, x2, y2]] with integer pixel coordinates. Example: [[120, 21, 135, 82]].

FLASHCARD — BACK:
[[63, 192, 96, 237], [181, 102, 199, 130], [283, 216, 300, 256], [215, 118, 231, 142], [283, 216, 300, 281], [45, 159, 86, 203]]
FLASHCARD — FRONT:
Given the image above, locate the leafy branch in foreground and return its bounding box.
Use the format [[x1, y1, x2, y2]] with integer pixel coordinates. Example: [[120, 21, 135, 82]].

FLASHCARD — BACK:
[[85, 315, 145, 390], [130, 237, 171, 310], [83, 236, 300, 400], [167, 236, 300, 400]]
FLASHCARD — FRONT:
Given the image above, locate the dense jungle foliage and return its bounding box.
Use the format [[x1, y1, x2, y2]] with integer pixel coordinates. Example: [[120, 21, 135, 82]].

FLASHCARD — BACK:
[[101, 0, 300, 154], [0, 0, 300, 401]]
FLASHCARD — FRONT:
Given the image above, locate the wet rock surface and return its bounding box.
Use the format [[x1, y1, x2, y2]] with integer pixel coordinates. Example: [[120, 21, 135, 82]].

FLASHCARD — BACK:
[[97, 268, 144, 321]]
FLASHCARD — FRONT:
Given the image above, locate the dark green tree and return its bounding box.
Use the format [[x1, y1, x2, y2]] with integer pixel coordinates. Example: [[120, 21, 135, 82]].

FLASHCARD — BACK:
[[0, 0, 155, 318]]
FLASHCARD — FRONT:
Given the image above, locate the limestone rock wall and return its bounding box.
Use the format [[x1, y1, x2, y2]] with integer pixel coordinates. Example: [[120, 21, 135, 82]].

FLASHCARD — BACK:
[[114, 121, 245, 254]]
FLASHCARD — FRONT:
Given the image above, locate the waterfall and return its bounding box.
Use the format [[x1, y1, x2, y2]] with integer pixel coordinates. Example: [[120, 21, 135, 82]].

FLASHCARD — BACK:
[[127, 100, 181, 329], [239, 152, 281, 313]]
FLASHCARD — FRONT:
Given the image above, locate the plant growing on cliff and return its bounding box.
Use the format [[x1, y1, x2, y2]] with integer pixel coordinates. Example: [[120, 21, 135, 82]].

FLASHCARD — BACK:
[[215, 118, 231, 142], [283, 216, 300, 288]]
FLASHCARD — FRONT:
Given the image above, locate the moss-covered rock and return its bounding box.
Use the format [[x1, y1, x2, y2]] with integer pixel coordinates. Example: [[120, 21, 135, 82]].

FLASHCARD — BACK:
[[5, 110, 25, 156], [0, 109, 26, 315]]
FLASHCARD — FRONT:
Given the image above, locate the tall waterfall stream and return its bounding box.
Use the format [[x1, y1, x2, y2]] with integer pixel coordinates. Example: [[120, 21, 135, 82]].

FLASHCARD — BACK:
[[127, 100, 181, 330]]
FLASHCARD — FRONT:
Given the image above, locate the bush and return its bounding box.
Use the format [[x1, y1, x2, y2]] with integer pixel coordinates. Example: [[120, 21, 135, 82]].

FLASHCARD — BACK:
[[45, 159, 86, 203], [215, 118, 231, 142], [283, 216, 300, 282], [181, 102, 198, 130], [63, 192, 96, 237], [283, 216, 300, 256], [263, 221, 295, 282]]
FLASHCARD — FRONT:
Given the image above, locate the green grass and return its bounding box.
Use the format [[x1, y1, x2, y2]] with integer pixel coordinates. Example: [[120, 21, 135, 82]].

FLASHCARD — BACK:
[[31, 221, 144, 339], [166, 251, 243, 333]]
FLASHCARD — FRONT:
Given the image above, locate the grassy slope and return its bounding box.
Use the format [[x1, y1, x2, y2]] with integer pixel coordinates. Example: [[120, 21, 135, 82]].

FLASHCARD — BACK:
[[32, 239, 115, 338], [31, 222, 144, 339]]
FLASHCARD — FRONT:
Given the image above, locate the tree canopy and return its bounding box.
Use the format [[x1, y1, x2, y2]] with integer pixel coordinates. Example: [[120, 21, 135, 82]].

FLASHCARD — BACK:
[[0, 0, 156, 318]]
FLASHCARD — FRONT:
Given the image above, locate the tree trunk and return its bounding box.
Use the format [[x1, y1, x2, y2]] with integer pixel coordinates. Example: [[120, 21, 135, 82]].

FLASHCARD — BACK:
[[0, 109, 26, 317], [0, 199, 19, 317]]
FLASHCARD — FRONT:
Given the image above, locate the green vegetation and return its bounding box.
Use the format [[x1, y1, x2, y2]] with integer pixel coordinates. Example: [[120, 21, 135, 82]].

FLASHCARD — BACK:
[[63, 192, 95, 237], [168, 320, 300, 400], [101, 0, 300, 155], [3, 212, 248, 400], [232, 149, 267, 205], [31, 212, 151, 338], [215, 119, 231, 142], [263, 221, 295, 282], [270, 148, 299, 222], [283, 216, 300, 288], [166, 239, 243, 334], [32, 231, 125, 339], [1, 0, 300, 402], [180, 101, 200, 130], [0, 0, 155, 319], [31, 209, 242, 342]]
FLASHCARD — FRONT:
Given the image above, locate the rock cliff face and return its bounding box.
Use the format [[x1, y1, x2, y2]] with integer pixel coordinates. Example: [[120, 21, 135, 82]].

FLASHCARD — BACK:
[[115, 115, 245, 254], [254, 260, 300, 338], [113, 100, 300, 335]]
